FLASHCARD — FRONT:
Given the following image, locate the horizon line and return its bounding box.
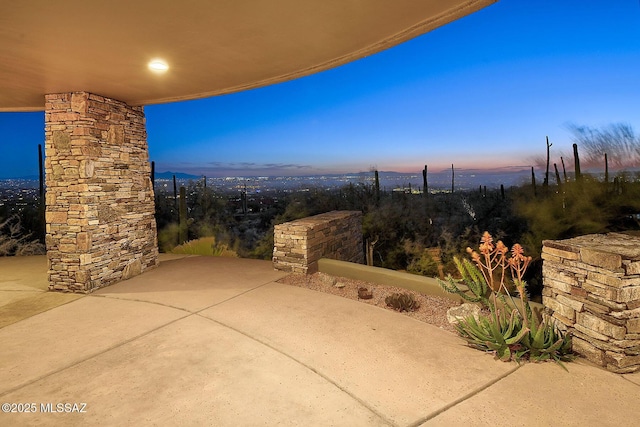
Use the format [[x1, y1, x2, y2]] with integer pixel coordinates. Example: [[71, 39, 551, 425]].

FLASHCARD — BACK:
[[4, 165, 637, 180]]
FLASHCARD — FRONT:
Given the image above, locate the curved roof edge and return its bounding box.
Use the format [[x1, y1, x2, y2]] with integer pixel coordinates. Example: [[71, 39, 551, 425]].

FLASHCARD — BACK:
[[0, 0, 496, 112]]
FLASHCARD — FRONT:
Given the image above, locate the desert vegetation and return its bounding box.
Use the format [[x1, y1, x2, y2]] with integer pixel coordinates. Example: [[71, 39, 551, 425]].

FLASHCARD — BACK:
[[0, 215, 45, 256], [3, 124, 639, 302], [151, 165, 640, 301], [151, 125, 640, 300], [439, 232, 573, 365]]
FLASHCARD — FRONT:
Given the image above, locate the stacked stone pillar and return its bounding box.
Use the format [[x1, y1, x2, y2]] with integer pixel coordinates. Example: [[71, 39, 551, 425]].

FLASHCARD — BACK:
[[542, 233, 640, 373], [44, 92, 158, 293], [273, 211, 363, 274]]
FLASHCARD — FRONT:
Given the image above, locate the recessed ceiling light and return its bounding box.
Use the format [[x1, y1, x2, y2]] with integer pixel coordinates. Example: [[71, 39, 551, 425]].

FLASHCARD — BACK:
[[148, 60, 169, 72]]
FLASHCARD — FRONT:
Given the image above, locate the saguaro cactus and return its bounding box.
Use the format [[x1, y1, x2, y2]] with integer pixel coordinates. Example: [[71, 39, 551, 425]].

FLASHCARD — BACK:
[[241, 184, 248, 215], [451, 164, 455, 193], [374, 170, 380, 204], [151, 161, 155, 189], [554, 163, 562, 187], [422, 165, 428, 196], [531, 167, 537, 196], [179, 186, 187, 244], [573, 143, 581, 181], [38, 144, 44, 202], [38, 144, 45, 235], [544, 136, 552, 189], [173, 174, 178, 209]]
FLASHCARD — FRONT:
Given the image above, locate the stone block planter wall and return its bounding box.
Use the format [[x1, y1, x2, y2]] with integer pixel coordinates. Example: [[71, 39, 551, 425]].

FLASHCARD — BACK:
[[273, 211, 363, 274], [44, 92, 159, 293], [542, 233, 640, 373]]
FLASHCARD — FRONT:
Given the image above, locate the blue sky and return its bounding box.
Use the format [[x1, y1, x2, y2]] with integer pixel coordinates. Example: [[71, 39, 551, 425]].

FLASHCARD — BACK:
[[1, 0, 640, 178]]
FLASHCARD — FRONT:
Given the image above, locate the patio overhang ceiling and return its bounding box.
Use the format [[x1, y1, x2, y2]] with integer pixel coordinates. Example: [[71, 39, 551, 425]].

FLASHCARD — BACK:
[[0, 0, 496, 112]]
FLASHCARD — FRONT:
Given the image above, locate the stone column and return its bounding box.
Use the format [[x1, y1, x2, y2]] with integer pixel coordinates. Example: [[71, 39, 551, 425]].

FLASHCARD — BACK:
[[542, 233, 640, 373], [44, 92, 159, 293], [273, 211, 363, 274]]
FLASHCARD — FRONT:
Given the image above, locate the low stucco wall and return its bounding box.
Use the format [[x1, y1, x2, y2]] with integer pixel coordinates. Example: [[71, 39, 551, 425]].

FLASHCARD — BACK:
[[318, 258, 463, 302]]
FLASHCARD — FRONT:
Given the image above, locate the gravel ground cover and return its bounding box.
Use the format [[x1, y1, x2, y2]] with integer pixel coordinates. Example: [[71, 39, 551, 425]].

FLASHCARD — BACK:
[[277, 272, 461, 333]]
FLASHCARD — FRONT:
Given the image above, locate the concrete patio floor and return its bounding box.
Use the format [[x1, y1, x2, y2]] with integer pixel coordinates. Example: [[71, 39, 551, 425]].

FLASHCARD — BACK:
[[1, 255, 639, 426]]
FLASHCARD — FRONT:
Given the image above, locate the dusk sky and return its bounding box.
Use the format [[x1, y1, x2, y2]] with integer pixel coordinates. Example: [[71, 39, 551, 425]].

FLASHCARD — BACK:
[[1, 0, 639, 178]]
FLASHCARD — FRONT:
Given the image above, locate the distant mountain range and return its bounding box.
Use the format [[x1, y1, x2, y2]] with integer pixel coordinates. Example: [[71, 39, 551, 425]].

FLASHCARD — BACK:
[[2, 171, 201, 180], [153, 169, 530, 179], [154, 171, 200, 179]]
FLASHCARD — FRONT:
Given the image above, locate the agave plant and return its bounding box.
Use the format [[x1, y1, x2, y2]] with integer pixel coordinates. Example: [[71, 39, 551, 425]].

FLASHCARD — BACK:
[[385, 292, 420, 312], [456, 308, 529, 362], [521, 315, 574, 365]]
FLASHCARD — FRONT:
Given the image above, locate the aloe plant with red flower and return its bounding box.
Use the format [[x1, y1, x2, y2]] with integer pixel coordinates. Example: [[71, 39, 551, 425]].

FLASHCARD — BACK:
[[440, 232, 573, 365]]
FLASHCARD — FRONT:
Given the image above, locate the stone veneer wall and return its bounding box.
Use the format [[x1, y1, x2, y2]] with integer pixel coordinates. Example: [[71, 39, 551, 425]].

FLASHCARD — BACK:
[[44, 92, 158, 293], [542, 233, 640, 373], [273, 211, 363, 274]]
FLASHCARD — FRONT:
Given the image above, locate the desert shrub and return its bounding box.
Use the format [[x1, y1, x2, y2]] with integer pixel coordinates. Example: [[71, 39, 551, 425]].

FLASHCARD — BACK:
[[403, 240, 439, 277], [406, 252, 439, 277], [171, 236, 237, 257], [513, 175, 640, 258], [249, 231, 274, 260], [0, 215, 45, 256], [14, 240, 46, 256], [157, 222, 181, 253]]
